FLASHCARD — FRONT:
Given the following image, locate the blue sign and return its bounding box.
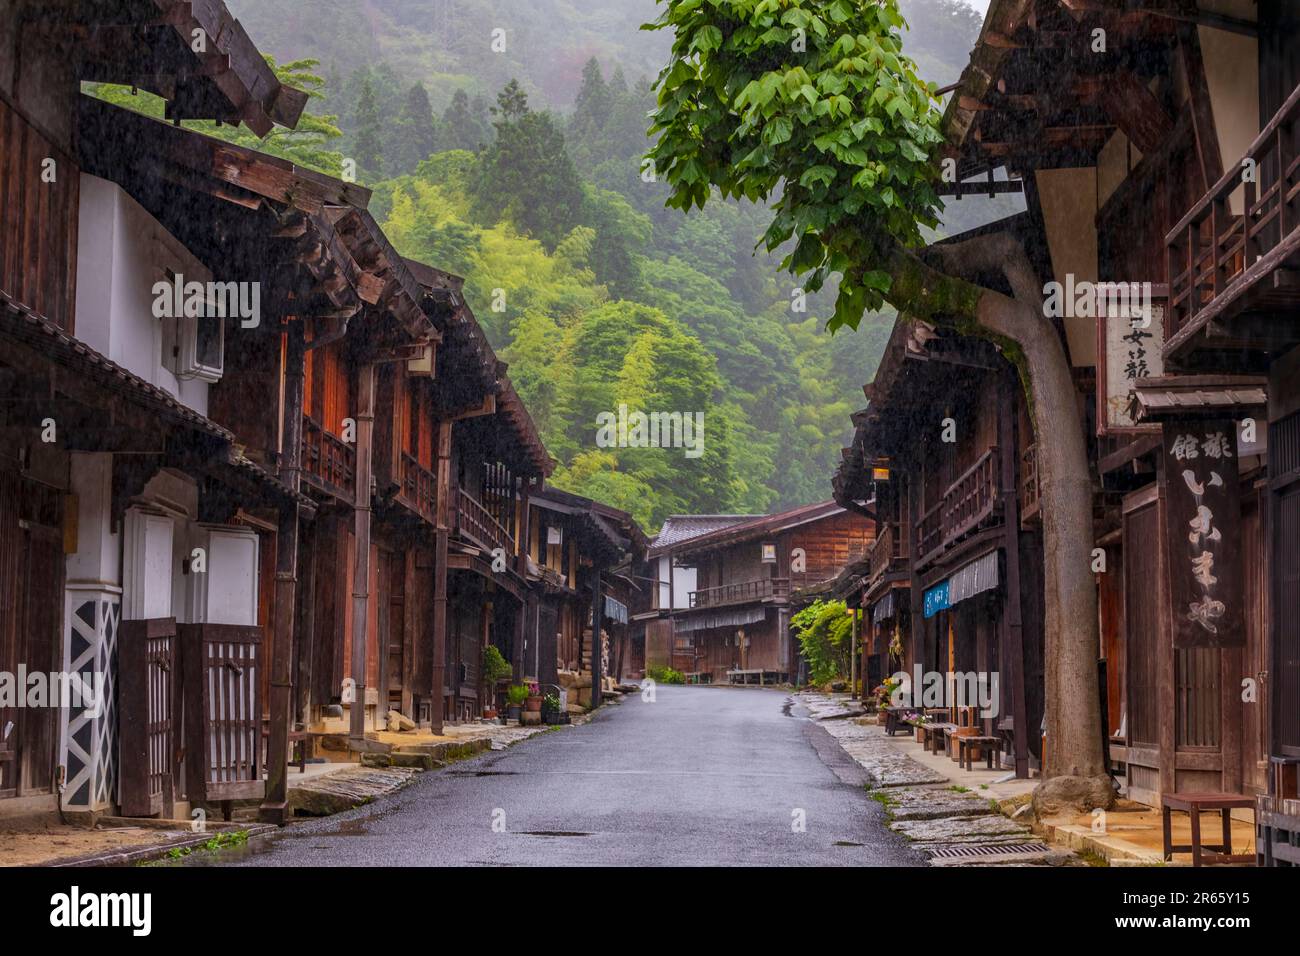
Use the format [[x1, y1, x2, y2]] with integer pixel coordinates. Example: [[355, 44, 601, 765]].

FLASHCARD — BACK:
[[923, 581, 950, 619]]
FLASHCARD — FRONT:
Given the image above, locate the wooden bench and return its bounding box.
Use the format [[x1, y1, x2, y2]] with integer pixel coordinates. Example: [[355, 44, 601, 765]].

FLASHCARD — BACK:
[[1161, 792, 1255, 867], [921, 723, 958, 754], [957, 735, 1001, 771], [261, 726, 312, 774]]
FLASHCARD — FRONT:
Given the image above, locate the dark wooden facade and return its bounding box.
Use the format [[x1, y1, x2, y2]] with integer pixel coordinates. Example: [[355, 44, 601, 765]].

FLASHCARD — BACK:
[[649, 503, 872, 685], [0, 0, 309, 817], [837, 312, 1046, 778], [852, 0, 1300, 827]]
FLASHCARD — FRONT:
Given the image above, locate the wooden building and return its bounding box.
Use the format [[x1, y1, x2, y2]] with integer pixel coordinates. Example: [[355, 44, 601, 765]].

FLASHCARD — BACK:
[[643, 502, 872, 685], [837, 0, 1300, 831], [525, 487, 647, 704], [0, 0, 647, 828], [0, 0, 315, 818], [834, 246, 1049, 778]]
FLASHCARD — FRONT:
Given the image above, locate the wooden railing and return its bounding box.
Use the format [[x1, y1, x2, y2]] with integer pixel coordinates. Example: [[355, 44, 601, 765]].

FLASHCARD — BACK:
[[689, 577, 790, 609], [399, 452, 437, 522], [916, 447, 1002, 568], [916, 500, 945, 568], [869, 520, 904, 584], [944, 447, 1000, 541], [1020, 443, 1041, 527], [301, 415, 356, 498], [456, 486, 512, 556], [1166, 79, 1300, 343]]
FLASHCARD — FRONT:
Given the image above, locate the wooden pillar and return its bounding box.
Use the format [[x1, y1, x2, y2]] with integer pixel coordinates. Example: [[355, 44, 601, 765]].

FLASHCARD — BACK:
[[261, 324, 305, 824], [850, 607, 859, 698], [614, 622, 626, 682], [513, 479, 532, 679], [430, 419, 452, 734], [907, 473, 924, 675], [999, 373, 1029, 778], [591, 567, 604, 707], [349, 361, 376, 744], [860, 602, 871, 697]]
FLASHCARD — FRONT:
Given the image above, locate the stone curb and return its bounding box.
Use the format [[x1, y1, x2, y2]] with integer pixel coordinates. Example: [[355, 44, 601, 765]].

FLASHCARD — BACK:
[[38, 824, 277, 868]]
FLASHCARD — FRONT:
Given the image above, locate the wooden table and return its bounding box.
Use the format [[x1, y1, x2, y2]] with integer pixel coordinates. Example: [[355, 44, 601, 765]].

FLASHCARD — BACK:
[[1160, 792, 1256, 867]]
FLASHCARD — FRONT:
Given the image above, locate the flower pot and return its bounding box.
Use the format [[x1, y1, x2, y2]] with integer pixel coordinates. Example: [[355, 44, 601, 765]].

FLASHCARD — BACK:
[[526, 695, 543, 713], [507, 705, 522, 721]]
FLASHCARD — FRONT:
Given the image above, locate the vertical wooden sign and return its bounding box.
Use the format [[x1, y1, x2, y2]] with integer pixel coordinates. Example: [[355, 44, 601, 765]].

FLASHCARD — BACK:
[[1162, 420, 1244, 647]]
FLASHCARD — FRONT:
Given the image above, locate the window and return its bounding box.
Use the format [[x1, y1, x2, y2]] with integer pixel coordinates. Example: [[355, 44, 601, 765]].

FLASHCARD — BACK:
[[160, 268, 225, 383]]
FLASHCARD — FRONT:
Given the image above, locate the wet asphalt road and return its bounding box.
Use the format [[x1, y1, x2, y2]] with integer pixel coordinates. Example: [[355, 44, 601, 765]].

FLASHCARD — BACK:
[[190, 685, 925, 867]]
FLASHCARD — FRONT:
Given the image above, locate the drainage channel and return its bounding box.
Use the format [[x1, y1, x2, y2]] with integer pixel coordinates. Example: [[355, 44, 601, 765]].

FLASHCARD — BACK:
[[927, 842, 1052, 860]]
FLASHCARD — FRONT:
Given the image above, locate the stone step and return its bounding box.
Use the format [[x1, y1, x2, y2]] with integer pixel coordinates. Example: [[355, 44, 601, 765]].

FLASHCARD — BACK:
[[883, 786, 999, 821], [891, 813, 1034, 845], [286, 766, 419, 817]]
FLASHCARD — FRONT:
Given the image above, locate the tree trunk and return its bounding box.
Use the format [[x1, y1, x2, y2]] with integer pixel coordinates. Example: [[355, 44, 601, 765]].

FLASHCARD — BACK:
[[883, 237, 1113, 813]]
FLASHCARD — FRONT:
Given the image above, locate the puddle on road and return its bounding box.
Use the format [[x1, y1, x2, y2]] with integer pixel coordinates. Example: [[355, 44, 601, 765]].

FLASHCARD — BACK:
[[446, 769, 520, 777], [782, 698, 811, 719]]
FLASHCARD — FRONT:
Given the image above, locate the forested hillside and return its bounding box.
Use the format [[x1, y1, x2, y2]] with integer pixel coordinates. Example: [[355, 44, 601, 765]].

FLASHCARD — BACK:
[[95, 0, 1015, 528]]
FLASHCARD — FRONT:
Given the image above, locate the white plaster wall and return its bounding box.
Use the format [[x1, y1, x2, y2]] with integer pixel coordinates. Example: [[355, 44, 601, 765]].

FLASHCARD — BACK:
[[656, 555, 696, 609], [74, 173, 212, 415], [1200, 25, 1259, 216], [65, 453, 120, 590]]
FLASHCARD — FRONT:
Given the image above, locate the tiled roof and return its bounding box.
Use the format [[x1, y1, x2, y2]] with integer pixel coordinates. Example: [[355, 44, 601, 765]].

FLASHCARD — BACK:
[[650, 515, 759, 550], [0, 290, 233, 441]]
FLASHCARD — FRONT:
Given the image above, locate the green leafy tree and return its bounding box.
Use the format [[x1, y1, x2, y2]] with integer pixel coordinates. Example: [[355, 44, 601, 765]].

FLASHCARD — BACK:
[[569, 58, 613, 167], [392, 82, 439, 172], [441, 89, 488, 151], [791, 599, 854, 686], [352, 75, 384, 179], [472, 80, 586, 250], [87, 57, 346, 176], [647, 0, 1110, 811]]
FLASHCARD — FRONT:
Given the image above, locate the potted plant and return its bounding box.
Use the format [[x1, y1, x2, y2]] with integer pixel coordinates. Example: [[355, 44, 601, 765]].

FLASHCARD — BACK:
[[506, 683, 529, 721], [539, 691, 559, 724], [525, 680, 543, 714]]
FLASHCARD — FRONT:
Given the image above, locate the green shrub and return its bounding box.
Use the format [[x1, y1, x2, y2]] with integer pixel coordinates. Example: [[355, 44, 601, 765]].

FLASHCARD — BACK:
[[646, 664, 684, 684], [482, 645, 513, 684], [790, 599, 854, 686], [506, 683, 530, 707]]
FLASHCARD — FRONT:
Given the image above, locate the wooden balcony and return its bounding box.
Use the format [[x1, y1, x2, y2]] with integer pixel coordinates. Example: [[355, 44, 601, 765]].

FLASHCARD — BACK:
[[301, 415, 356, 500], [1020, 443, 1041, 528], [455, 486, 512, 556], [1166, 79, 1300, 357], [867, 520, 906, 589], [399, 452, 437, 523], [689, 577, 790, 609], [915, 447, 1002, 569]]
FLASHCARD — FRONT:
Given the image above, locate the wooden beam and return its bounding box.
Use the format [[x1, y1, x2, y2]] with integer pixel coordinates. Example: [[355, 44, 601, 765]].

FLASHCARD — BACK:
[[1097, 69, 1175, 154], [1176, 21, 1224, 188]]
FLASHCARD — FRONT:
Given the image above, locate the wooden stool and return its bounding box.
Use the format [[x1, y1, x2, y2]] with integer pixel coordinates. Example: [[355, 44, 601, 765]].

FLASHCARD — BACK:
[[1160, 792, 1255, 867], [958, 735, 1001, 771]]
